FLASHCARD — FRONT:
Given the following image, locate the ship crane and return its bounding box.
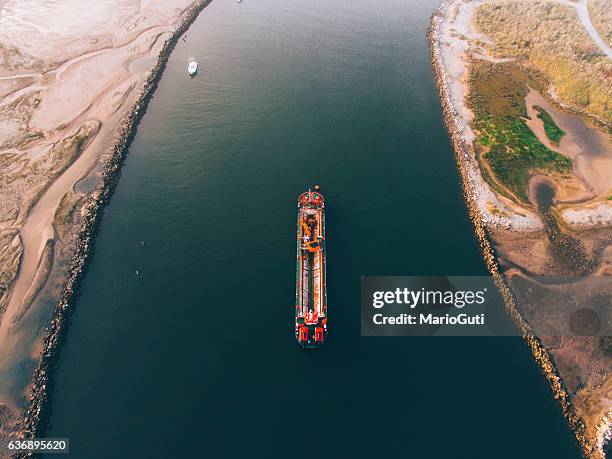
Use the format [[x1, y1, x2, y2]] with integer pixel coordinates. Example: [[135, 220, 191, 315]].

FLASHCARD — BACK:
[[295, 187, 328, 348]]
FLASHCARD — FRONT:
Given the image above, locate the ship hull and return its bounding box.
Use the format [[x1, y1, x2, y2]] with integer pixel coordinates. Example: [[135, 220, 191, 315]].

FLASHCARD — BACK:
[[295, 190, 327, 348]]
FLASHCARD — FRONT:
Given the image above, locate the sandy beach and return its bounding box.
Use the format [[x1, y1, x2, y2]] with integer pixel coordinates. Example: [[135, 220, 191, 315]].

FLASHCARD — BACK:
[[0, 0, 209, 446]]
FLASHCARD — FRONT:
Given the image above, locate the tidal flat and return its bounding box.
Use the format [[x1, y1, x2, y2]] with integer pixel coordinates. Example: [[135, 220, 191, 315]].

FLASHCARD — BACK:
[[0, 0, 210, 446]]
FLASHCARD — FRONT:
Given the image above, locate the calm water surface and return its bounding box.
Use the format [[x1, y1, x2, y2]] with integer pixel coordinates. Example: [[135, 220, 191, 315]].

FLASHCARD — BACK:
[[45, 1, 583, 457]]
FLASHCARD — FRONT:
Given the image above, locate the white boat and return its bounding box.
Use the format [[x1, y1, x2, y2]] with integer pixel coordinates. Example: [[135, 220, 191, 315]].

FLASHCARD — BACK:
[[187, 57, 198, 77]]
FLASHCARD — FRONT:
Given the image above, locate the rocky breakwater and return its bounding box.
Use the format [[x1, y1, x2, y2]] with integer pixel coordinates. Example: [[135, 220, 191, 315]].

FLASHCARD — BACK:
[[428, 1, 608, 458], [10, 0, 213, 446]]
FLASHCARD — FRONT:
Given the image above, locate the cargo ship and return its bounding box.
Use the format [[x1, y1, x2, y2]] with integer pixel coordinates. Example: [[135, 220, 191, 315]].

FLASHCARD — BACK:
[[295, 187, 328, 348]]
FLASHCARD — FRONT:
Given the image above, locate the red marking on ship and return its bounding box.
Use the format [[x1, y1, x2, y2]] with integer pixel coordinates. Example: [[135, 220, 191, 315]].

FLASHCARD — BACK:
[[295, 186, 328, 348]]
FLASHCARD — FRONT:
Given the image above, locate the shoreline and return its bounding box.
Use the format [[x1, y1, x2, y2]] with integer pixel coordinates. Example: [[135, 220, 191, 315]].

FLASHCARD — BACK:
[[428, 1, 604, 458], [0, 0, 606, 454], [17, 0, 213, 441]]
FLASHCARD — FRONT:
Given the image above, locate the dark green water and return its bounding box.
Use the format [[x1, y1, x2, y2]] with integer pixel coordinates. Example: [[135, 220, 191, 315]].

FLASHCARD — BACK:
[[45, 0, 583, 457]]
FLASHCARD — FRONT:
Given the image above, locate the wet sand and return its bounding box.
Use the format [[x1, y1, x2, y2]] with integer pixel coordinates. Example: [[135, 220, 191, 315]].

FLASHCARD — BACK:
[[0, 0, 208, 445], [525, 89, 612, 199], [0, 122, 106, 350]]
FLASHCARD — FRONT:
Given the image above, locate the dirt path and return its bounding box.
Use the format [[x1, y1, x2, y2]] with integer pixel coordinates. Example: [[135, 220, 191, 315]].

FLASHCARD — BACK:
[[560, 0, 612, 58]]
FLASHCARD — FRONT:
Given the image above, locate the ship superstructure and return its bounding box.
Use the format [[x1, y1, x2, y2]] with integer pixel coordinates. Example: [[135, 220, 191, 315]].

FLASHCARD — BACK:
[[187, 57, 198, 76], [295, 187, 327, 348]]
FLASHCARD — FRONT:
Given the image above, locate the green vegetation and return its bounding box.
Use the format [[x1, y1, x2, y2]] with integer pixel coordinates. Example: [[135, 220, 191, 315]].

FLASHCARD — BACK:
[[467, 60, 573, 202], [477, 115, 572, 201], [534, 105, 566, 145]]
